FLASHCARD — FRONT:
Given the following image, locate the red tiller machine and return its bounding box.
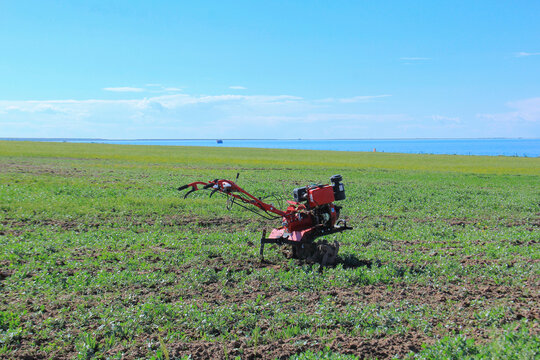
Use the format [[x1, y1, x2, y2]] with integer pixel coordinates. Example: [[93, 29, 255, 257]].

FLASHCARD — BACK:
[[178, 175, 352, 265]]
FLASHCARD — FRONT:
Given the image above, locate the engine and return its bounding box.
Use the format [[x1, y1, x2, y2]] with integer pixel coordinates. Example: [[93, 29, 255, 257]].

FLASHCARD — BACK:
[[286, 175, 346, 232], [292, 174, 346, 206]]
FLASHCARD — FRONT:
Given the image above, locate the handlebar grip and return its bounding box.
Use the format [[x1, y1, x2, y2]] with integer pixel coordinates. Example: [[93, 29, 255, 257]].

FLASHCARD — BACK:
[[177, 185, 190, 191]]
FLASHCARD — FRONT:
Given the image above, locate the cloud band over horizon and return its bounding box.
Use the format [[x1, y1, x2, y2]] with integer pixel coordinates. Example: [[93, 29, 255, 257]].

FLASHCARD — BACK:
[[1, 92, 539, 139]]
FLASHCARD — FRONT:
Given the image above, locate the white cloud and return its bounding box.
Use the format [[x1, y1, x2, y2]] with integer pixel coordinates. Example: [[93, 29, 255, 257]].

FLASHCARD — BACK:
[[228, 113, 408, 125], [0, 93, 399, 138], [429, 115, 461, 124], [101, 84, 183, 94], [141, 84, 183, 93], [2, 92, 537, 139], [137, 94, 303, 109], [515, 52, 540, 57], [103, 87, 144, 92], [229, 86, 247, 90], [0, 94, 306, 122], [477, 97, 540, 123]]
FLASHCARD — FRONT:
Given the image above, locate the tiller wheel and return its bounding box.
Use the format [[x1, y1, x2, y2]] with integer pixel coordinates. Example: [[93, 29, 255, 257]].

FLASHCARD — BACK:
[[178, 174, 352, 266]]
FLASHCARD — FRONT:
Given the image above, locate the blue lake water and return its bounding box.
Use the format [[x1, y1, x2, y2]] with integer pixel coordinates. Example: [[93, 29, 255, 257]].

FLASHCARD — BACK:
[[4, 138, 539, 157]]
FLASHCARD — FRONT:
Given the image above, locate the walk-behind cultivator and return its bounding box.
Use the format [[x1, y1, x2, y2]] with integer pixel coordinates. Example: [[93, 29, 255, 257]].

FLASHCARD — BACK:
[[178, 175, 352, 266]]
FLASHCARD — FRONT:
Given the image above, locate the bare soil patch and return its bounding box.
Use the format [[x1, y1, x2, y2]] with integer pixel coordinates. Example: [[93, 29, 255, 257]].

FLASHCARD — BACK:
[[160, 332, 428, 360], [0, 162, 86, 177], [0, 214, 273, 235], [3, 257, 538, 360]]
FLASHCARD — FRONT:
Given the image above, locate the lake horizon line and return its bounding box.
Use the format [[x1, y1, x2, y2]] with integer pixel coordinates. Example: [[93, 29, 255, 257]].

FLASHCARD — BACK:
[[2, 137, 539, 141]]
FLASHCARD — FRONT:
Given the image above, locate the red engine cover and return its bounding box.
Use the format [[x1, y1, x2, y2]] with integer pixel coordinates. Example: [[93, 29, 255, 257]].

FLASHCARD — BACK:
[[308, 185, 335, 207]]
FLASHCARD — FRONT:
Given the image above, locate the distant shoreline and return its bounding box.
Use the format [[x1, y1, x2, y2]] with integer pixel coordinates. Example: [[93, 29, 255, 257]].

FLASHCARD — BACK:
[[1, 137, 538, 141], [1, 138, 538, 157]]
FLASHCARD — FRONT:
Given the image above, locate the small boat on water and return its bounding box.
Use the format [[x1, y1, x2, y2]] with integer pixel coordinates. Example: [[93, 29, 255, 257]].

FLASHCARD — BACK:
[[216, 139, 223, 144]]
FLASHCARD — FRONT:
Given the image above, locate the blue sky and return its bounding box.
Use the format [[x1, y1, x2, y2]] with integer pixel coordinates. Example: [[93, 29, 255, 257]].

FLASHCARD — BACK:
[[1, 1, 539, 139]]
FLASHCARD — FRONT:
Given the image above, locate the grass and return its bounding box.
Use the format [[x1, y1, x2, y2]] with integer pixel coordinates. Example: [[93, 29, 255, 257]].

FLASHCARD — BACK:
[[0, 140, 538, 359]]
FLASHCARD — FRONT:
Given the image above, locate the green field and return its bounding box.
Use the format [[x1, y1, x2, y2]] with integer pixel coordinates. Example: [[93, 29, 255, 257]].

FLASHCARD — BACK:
[[0, 140, 539, 359]]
